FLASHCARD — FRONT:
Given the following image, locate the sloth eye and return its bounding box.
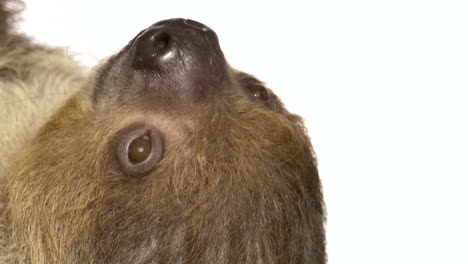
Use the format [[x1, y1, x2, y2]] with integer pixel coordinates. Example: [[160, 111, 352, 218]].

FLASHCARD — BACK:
[[128, 136, 151, 163], [237, 73, 271, 103], [251, 85, 270, 102], [116, 124, 164, 177]]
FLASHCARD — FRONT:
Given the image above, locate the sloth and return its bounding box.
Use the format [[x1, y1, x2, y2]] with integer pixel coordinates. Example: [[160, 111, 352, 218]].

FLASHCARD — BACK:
[[0, 1, 326, 263]]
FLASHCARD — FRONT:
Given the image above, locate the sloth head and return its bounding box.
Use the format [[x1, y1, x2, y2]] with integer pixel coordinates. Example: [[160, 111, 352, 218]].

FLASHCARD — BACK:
[[8, 19, 325, 263]]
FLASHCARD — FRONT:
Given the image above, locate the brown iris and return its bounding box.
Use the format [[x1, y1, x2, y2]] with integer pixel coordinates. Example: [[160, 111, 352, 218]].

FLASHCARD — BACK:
[[128, 136, 151, 163], [251, 85, 269, 102]]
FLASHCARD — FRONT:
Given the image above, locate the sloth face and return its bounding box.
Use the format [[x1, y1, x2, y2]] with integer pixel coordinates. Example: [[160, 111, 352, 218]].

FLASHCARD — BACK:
[[8, 19, 325, 263]]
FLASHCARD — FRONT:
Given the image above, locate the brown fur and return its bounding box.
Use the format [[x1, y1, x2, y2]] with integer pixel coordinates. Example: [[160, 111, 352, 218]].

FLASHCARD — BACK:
[[0, 1, 326, 263]]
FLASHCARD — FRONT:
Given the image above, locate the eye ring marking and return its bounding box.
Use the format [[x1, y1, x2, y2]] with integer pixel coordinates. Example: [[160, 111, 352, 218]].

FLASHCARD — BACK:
[[116, 124, 164, 177]]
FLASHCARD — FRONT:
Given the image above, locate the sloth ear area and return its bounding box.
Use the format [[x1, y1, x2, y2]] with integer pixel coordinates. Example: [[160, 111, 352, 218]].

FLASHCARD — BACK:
[[236, 72, 282, 112]]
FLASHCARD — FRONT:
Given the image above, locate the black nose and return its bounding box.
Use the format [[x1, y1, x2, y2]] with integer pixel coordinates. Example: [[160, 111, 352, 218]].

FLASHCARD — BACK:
[[132, 18, 223, 71]]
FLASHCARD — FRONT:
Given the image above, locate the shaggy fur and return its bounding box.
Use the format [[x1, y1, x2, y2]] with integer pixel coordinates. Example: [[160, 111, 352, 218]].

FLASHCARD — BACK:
[[0, 1, 326, 263]]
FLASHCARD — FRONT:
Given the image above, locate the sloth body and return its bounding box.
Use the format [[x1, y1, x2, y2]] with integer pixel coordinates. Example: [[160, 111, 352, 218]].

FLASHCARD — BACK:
[[0, 1, 325, 263]]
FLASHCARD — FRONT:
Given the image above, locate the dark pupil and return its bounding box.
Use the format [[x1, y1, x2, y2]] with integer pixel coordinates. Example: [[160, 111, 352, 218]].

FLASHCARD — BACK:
[[128, 137, 151, 163]]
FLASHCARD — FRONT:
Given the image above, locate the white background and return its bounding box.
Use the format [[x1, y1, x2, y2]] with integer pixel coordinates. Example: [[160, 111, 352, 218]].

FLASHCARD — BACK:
[[18, 0, 468, 263]]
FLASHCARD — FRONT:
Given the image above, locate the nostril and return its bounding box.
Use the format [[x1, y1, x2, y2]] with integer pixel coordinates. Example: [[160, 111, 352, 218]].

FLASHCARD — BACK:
[[133, 30, 174, 69], [132, 19, 222, 73], [153, 32, 170, 55]]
